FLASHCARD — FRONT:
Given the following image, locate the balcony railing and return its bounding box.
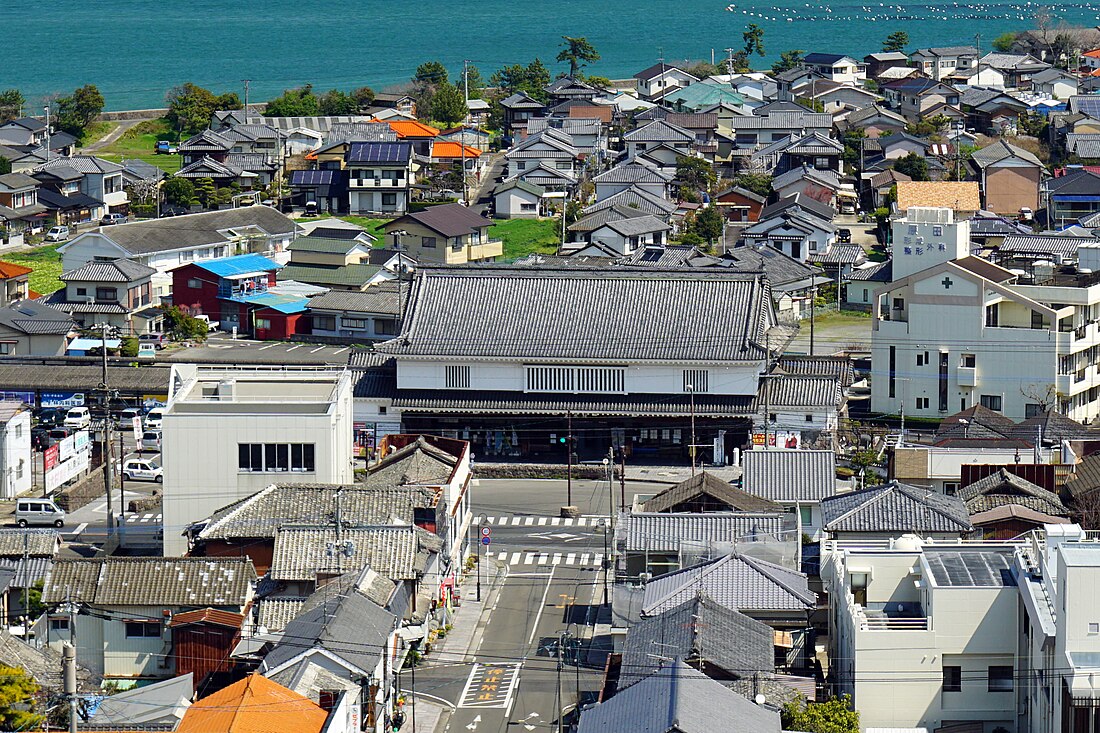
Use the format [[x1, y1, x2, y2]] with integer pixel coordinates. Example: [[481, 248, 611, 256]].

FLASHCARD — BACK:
[[218, 280, 269, 299], [860, 616, 930, 631], [349, 178, 406, 189]]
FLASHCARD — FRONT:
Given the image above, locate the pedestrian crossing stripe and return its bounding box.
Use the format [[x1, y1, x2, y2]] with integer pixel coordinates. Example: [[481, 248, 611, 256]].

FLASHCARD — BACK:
[[486, 551, 603, 567], [125, 513, 162, 524], [476, 515, 607, 528]]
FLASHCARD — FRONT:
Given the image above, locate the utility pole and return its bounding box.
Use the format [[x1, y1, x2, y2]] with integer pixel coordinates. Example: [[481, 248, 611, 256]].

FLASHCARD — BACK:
[[606, 446, 616, 518], [63, 642, 77, 733], [462, 60, 470, 207], [687, 384, 697, 476], [96, 324, 114, 535], [474, 519, 482, 602], [619, 448, 626, 511], [43, 105, 51, 162], [241, 79, 251, 112], [565, 411, 573, 507], [809, 287, 816, 356], [724, 48, 737, 76], [555, 631, 566, 733]]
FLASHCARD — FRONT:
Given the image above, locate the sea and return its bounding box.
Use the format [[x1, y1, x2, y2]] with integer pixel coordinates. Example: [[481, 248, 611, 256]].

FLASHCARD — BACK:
[[1, 0, 1098, 111]]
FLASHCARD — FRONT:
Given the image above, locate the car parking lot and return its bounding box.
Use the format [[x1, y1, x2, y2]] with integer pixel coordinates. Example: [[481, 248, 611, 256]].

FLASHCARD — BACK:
[[161, 337, 353, 365]]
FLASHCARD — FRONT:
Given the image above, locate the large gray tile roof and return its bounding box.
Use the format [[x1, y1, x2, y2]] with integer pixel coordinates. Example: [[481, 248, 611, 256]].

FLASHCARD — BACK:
[[0, 557, 52, 589], [307, 281, 407, 317], [729, 111, 832, 130], [255, 596, 308, 632], [971, 140, 1043, 168], [61, 258, 156, 282], [568, 205, 649, 233], [583, 186, 677, 217], [376, 267, 774, 363], [998, 234, 1088, 258], [755, 374, 842, 409], [957, 468, 1067, 515], [0, 299, 74, 335], [270, 525, 439, 581], [723, 245, 821, 288], [592, 162, 673, 185], [71, 205, 298, 256], [618, 596, 773, 688], [776, 355, 855, 386], [389, 390, 756, 418], [0, 528, 58, 557], [616, 512, 792, 554], [820, 481, 973, 534], [577, 660, 782, 733], [641, 552, 815, 616], [0, 364, 170, 393], [742, 449, 837, 503], [0, 629, 99, 692], [42, 557, 256, 606], [624, 119, 694, 144], [36, 155, 123, 175], [385, 202, 490, 238], [641, 471, 781, 513]]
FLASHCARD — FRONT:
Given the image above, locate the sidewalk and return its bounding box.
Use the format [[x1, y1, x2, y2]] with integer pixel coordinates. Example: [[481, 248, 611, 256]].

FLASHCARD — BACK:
[[625, 464, 741, 483]]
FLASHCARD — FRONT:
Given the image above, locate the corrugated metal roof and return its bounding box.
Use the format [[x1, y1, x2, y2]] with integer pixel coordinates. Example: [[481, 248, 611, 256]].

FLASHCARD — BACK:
[[742, 449, 837, 502], [193, 253, 280, 278]]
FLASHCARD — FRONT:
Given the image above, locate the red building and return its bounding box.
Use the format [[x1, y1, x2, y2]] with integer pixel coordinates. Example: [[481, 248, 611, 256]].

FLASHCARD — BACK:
[[714, 185, 767, 224], [169, 608, 245, 692]]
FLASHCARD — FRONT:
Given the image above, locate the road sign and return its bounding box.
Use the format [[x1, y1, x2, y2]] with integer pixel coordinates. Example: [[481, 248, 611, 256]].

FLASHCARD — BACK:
[[481, 536, 491, 546], [131, 416, 142, 442], [481, 526, 491, 537]]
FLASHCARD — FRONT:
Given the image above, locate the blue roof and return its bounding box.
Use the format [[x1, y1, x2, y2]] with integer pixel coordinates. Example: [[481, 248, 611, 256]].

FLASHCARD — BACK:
[[346, 142, 412, 165], [67, 338, 121, 351], [233, 291, 311, 314], [193, 254, 281, 277]]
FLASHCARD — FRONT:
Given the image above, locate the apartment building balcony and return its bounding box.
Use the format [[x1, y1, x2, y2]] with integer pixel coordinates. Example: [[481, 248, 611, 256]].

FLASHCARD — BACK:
[[348, 177, 407, 189], [957, 366, 977, 387], [859, 602, 929, 631], [466, 239, 503, 261]]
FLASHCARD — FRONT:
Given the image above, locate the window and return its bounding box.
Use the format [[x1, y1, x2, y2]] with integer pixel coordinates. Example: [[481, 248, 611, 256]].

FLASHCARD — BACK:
[[125, 621, 161, 638], [814, 157, 830, 169], [319, 690, 340, 713], [422, 236, 437, 248], [375, 319, 397, 336], [683, 369, 709, 393], [75, 287, 86, 296], [943, 482, 959, 495], [256, 318, 271, 330], [961, 354, 976, 368], [985, 303, 999, 327], [520, 203, 537, 212], [908, 225, 918, 235], [988, 666, 1013, 692], [526, 365, 626, 394], [799, 505, 813, 526], [805, 414, 813, 422], [0, 343, 10, 355], [445, 365, 471, 389], [1031, 311, 1045, 329], [238, 443, 316, 472], [378, 406, 388, 415], [916, 397, 929, 409], [104, 175, 121, 194], [180, 250, 195, 263], [188, 278, 202, 289], [1089, 623, 1100, 634], [932, 225, 943, 237], [943, 666, 962, 692], [382, 193, 397, 206], [13, 423, 21, 439], [342, 317, 367, 330], [313, 316, 336, 331], [15, 459, 23, 480], [917, 352, 927, 366], [49, 617, 69, 632], [892, 297, 904, 310], [96, 287, 117, 301], [980, 394, 1003, 412]]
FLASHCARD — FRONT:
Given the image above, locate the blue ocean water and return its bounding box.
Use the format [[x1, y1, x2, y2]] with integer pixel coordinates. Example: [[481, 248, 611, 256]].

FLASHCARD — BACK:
[[0, 0, 1097, 110]]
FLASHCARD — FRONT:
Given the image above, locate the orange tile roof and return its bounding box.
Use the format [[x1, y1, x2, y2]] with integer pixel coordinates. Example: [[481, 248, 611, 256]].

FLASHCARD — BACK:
[[569, 105, 613, 123], [0, 261, 33, 280], [169, 608, 245, 628], [377, 119, 440, 138], [896, 181, 981, 213], [1084, 49, 1100, 59], [177, 674, 328, 733], [432, 141, 483, 159]]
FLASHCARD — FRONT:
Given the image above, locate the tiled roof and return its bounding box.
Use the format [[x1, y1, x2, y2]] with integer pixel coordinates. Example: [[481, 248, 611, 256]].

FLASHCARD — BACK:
[[577, 660, 782, 733], [36, 155, 123, 175], [431, 141, 482, 159], [325, 121, 398, 144], [820, 481, 972, 534], [287, 234, 369, 254], [568, 205, 649, 233], [177, 674, 328, 733], [756, 374, 842, 409], [278, 262, 380, 288], [957, 468, 1067, 515], [998, 234, 1087, 258], [896, 181, 981, 212], [0, 262, 31, 280], [43, 557, 256, 606], [615, 512, 791, 553], [0, 557, 52, 588], [729, 111, 832, 130], [62, 258, 156, 283], [601, 214, 671, 237], [493, 178, 546, 197], [270, 525, 439, 581], [379, 119, 440, 138], [777, 355, 855, 386], [971, 140, 1043, 168], [592, 162, 673, 185], [848, 260, 892, 282], [375, 268, 774, 363], [0, 529, 58, 557], [180, 129, 233, 151], [384, 203, 489, 238], [0, 364, 170, 392], [168, 608, 245, 628], [1067, 453, 1100, 498], [641, 472, 781, 513], [0, 299, 74, 335], [307, 280, 407, 316], [255, 596, 308, 632], [812, 243, 865, 264], [527, 118, 603, 137], [742, 449, 837, 503], [582, 186, 677, 217], [723, 245, 821, 288], [759, 193, 835, 223], [618, 596, 773, 687], [0, 629, 99, 692], [771, 165, 841, 192], [665, 112, 718, 130], [641, 552, 815, 616], [616, 245, 726, 269], [623, 119, 694, 144], [1011, 409, 1095, 443]]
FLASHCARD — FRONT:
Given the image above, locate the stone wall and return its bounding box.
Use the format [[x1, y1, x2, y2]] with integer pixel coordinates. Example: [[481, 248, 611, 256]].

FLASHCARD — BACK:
[[53, 467, 104, 512], [473, 463, 614, 480]]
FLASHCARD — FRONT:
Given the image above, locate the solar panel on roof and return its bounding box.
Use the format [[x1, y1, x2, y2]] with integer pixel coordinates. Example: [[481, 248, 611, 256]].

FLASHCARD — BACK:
[[925, 550, 1015, 587]]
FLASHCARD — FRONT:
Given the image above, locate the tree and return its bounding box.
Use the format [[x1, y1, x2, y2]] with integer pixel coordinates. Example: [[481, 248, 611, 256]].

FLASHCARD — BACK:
[[772, 50, 804, 74], [905, 114, 950, 137], [192, 177, 217, 208], [463, 64, 485, 99], [352, 86, 376, 110], [415, 61, 450, 87], [318, 89, 358, 115], [0, 89, 23, 124], [430, 83, 468, 126], [692, 204, 724, 247], [0, 156, 9, 176], [490, 59, 552, 102], [894, 151, 930, 181], [161, 306, 209, 342], [676, 155, 717, 193], [782, 696, 860, 733], [557, 36, 601, 77], [120, 336, 139, 357], [841, 127, 867, 169], [55, 84, 105, 142], [263, 85, 320, 117], [685, 61, 723, 79], [992, 31, 1018, 52], [732, 172, 773, 198], [164, 177, 195, 207], [881, 30, 909, 52], [0, 664, 42, 731], [166, 83, 241, 135], [743, 23, 766, 59]]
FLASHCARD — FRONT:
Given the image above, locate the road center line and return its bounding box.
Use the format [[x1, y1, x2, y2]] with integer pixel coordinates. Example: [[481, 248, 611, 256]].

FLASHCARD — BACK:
[[527, 565, 556, 646]]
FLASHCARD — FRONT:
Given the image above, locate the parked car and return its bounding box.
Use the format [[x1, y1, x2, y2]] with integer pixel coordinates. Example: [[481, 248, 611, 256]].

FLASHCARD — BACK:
[[100, 213, 127, 226], [47, 427, 72, 446], [115, 408, 143, 430], [122, 458, 162, 482], [63, 407, 91, 428], [34, 408, 66, 428], [31, 427, 50, 451], [137, 343, 156, 360], [140, 430, 162, 452], [15, 498, 65, 528], [144, 408, 164, 430], [194, 314, 220, 332], [154, 140, 178, 155], [1019, 207, 1034, 222], [45, 225, 71, 242], [138, 333, 168, 349], [303, 200, 319, 216]]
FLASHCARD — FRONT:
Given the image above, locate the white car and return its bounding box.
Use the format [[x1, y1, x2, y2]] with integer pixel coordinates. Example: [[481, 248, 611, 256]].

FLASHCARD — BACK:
[[63, 407, 91, 428], [137, 343, 156, 360], [45, 225, 71, 242], [122, 458, 162, 482], [144, 408, 164, 430], [140, 430, 162, 452]]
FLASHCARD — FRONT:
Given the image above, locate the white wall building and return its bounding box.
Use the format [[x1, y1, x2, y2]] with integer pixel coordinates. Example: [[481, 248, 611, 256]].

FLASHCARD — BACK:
[[161, 367, 354, 555], [0, 402, 30, 499], [890, 207, 972, 281]]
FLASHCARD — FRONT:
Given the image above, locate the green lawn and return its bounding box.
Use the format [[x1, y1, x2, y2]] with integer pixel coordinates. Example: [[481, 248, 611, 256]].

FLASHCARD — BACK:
[[96, 117, 182, 173], [82, 120, 117, 146], [2, 244, 63, 295], [489, 218, 560, 260], [295, 216, 391, 243]]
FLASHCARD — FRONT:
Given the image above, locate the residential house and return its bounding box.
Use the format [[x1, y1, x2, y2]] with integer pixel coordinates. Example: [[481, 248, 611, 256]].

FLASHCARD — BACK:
[[771, 165, 842, 207], [34, 156, 128, 215], [373, 119, 439, 157], [504, 128, 581, 187], [727, 110, 833, 148], [583, 186, 677, 220], [864, 131, 930, 163], [801, 53, 867, 84], [545, 76, 601, 105], [979, 52, 1051, 88], [33, 165, 106, 226], [372, 92, 417, 116], [957, 468, 1068, 538], [0, 299, 75, 356], [566, 205, 653, 246], [569, 213, 671, 257], [429, 140, 483, 175], [0, 117, 47, 147], [755, 372, 846, 440], [797, 80, 882, 113], [664, 112, 720, 149], [82, 673, 192, 730], [634, 63, 699, 100], [161, 365, 355, 555], [725, 245, 829, 316], [176, 674, 334, 733], [0, 528, 56, 622], [713, 185, 766, 225], [345, 142, 414, 215], [868, 169, 911, 210], [638, 471, 782, 514], [838, 103, 908, 139], [492, 178, 546, 219], [0, 173, 46, 245], [278, 232, 398, 292], [527, 117, 604, 156], [845, 259, 892, 310], [1045, 168, 1100, 226], [622, 120, 694, 169], [592, 162, 672, 201], [1031, 68, 1079, 99], [48, 258, 157, 333], [0, 262, 30, 306], [909, 45, 979, 80], [970, 139, 1044, 216], [960, 87, 1030, 134], [774, 67, 827, 101], [289, 169, 348, 214], [369, 267, 782, 462], [41, 557, 256, 681], [660, 81, 749, 114], [742, 449, 837, 537], [881, 77, 962, 119], [307, 281, 407, 342], [742, 194, 837, 263], [382, 203, 502, 264], [499, 92, 547, 137], [894, 180, 982, 219], [863, 51, 911, 79]]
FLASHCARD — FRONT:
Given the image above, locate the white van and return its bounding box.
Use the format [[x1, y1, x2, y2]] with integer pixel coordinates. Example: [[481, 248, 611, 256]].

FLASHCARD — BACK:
[[63, 407, 90, 428], [15, 498, 65, 528], [144, 408, 164, 430]]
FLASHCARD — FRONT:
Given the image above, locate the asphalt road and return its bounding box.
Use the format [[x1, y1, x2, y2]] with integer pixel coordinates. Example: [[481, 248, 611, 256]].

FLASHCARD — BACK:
[[471, 478, 673, 518], [160, 336, 353, 365]]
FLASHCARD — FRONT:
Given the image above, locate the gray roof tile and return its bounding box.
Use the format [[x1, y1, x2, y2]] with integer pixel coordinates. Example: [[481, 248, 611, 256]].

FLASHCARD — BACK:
[[641, 472, 782, 513], [742, 449, 837, 503], [642, 552, 815, 616], [43, 557, 256, 606], [820, 481, 972, 534], [957, 467, 1067, 515], [270, 525, 439, 581], [0, 529, 58, 557], [61, 258, 156, 282]]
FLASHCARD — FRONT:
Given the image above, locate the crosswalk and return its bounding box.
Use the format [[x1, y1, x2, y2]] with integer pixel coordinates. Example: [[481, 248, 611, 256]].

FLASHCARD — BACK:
[[476, 515, 605, 528], [124, 513, 162, 524], [484, 550, 605, 567]]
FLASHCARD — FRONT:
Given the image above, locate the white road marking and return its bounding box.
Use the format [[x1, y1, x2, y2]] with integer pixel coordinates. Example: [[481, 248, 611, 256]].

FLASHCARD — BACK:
[[310, 346, 325, 353], [524, 552, 536, 564], [286, 345, 301, 352], [527, 567, 556, 644], [550, 518, 560, 526], [563, 518, 574, 526], [510, 517, 521, 526], [509, 552, 521, 564], [537, 517, 547, 526], [552, 553, 562, 565], [258, 343, 277, 350], [594, 553, 604, 566], [523, 517, 534, 526], [580, 553, 590, 565], [69, 522, 87, 536], [333, 347, 348, 354]]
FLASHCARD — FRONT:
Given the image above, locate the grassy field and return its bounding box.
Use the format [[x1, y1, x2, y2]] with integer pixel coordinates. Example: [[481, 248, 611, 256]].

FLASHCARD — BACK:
[[82, 120, 117, 145], [2, 244, 64, 295], [489, 218, 560, 260], [96, 117, 182, 173]]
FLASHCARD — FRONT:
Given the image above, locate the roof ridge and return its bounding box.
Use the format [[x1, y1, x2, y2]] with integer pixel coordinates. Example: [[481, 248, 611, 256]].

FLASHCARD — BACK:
[[739, 553, 814, 604]]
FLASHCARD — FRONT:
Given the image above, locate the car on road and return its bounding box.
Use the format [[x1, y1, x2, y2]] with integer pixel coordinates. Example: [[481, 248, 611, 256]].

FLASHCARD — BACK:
[[154, 140, 178, 155], [115, 408, 143, 430], [45, 225, 71, 242], [144, 408, 164, 430], [138, 333, 168, 349], [31, 427, 50, 451], [137, 343, 157, 360], [15, 498, 65, 528], [140, 430, 162, 452], [34, 408, 66, 428], [100, 213, 127, 226], [63, 407, 91, 428], [47, 427, 72, 446], [122, 458, 162, 482], [837, 228, 852, 244]]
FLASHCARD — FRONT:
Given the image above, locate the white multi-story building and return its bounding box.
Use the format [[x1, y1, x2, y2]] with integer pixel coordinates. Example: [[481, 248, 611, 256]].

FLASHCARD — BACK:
[[890, 207, 972, 281], [161, 366, 354, 555], [872, 210, 1100, 422], [0, 402, 30, 499]]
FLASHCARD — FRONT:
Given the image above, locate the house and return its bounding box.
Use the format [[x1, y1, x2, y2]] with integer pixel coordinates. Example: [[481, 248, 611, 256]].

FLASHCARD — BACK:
[[567, 213, 671, 256], [382, 203, 502, 264], [713, 185, 766, 225], [41, 557, 256, 681], [0, 528, 56, 622], [725, 245, 829, 316], [1045, 168, 1100, 226], [959, 87, 1030, 134], [726, 110, 832, 148], [957, 468, 1068, 538], [527, 117, 604, 156], [0, 117, 47, 147], [970, 139, 1044, 216], [865, 131, 930, 162], [345, 142, 414, 215], [34, 156, 128, 215], [57, 205, 299, 276], [800, 53, 867, 84], [0, 262, 30, 306], [634, 62, 699, 100], [592, 162, 672, 201], [863, 51, 911, 79], [429, 140, 483, 175], [845, 259, 892, 310], [504, 128, 582, 183], [0, 299, 75, 356], [742, 449, 837, 537], [306, 281, 407, 341], [638, 471, 781, 514], [755, 372, 846, 438], [33, 169, 106, 227], [374, 119, 439, 157], [978, 52, 1051, 89], [894, 180, 982, 219], [660, 81, 749, 114], [622, 120, 694, 166], [83, 673, 192, 730], [289, 169, 348, 214], [909, 45, 979, 80], [797, 80, 882, 113], [820, 480, 972, 541], [372, 92, 417, 116], [492, 178, 546, 219], [369, 267, 782, 463], [0, 173, 47, 245], [161, 366, 355, 555], [881, 77, 961, 119], [1031, 68, 1079, 99], [583, 186, 678, 220], [278, 233, 398, 292], [742, 194, 836, 263], [868, 169, 911, 210], [168, 609, 244, 692], [176, 674, 332, 733], [47, 258, 158, 333], [499, 92, 547, 137], [771, 165, 842, 207], [545, 76, 601, 104]]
